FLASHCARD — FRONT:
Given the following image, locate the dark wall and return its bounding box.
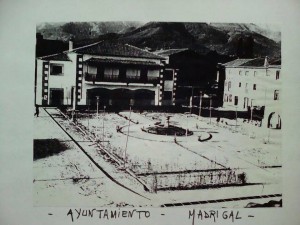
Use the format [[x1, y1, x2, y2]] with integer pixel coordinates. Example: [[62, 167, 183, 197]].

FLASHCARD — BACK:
[[168, 50, 233, 106], [36, 33, 68, 57]]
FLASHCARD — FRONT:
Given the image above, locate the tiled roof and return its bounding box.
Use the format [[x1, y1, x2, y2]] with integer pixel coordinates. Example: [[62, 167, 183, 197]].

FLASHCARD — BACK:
[[223, 58, 254, 67], [85, 58, 163, 67], [154, 48, 189, 58], [71, 41, 164, 59], [224, 58, 281, 67], [241, 58, 265, 67], [39, 53, 71, 61]]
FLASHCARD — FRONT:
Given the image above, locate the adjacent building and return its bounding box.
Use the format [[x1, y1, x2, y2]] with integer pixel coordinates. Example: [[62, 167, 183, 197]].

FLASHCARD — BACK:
[[154, 49, 219, 106], [221, 57, 281, 128], [35, 41, 177, 108]]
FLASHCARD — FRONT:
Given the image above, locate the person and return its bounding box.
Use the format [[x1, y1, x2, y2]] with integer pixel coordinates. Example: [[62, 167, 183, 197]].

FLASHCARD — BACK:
[[34, 105, 39, 117]]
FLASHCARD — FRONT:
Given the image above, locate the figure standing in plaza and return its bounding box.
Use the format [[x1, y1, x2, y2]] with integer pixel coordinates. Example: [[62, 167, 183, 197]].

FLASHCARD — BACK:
[[34, 105, 39, 117]]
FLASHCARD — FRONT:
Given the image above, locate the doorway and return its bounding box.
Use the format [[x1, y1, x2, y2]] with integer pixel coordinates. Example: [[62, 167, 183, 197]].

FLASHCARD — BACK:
[[50, 89, 64, 106]]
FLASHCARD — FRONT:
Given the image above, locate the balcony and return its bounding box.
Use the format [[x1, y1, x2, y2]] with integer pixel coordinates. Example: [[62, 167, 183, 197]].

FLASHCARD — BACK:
[[85, 73, 159, 85]]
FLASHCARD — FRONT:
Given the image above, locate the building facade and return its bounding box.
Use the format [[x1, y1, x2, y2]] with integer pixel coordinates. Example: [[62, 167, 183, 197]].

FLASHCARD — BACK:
[[35, 41, 176, 108], [222, 57, 281, 128]]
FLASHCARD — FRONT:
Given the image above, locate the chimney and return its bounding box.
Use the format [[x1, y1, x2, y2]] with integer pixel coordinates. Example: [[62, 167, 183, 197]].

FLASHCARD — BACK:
[[69, 40, 73, 51], [264, 56, 269, 67]]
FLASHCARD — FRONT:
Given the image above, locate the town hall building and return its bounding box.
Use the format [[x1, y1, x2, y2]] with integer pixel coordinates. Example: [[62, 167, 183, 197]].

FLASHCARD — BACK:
[[35, 41, 177, 108]]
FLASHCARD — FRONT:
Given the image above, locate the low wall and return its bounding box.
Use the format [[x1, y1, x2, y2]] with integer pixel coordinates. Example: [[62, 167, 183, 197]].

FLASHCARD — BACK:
[[139, 169, 247, 192]]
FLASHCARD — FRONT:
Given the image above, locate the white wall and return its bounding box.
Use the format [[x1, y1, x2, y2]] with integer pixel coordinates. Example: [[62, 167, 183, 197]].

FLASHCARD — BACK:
[[35, 59, 43, 105], [46, 59, 76, 105], [223, 66, 281, 111]]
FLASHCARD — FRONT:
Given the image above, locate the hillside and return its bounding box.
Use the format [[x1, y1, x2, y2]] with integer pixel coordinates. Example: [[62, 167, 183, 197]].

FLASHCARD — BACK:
[[36, 21, 281, 58]]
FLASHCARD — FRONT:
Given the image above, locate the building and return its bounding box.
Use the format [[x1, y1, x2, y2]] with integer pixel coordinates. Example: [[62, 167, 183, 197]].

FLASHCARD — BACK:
[[35, 41, 176, 108], [154, 49, 220, 106], [221, 57, 281, 128]]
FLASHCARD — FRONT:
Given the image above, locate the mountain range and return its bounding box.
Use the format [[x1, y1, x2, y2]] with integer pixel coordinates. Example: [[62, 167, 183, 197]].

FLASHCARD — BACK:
[[36, 21, 281, 58]]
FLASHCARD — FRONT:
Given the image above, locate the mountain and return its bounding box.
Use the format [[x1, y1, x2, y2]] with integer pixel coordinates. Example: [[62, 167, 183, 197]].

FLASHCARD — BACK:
[[36, 21, 281, 58], [208, 23, 281, 57], [117, 22, 209, 53], [37, 21, 144, 41], [210, 23, 281, 43]]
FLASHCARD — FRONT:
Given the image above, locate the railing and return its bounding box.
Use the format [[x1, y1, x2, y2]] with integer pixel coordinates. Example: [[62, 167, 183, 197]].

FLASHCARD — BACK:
[[85, 73, 159, 85]]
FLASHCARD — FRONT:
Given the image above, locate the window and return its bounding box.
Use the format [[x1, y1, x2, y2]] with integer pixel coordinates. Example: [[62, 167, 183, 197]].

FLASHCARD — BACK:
[[274, 90, 279, 100], [276, 70, 280, 80], [253, 84, 256, 90], [254, 71, 257, 77], [245, 71, 249, 76], [239, 82, 241, 87], [229, 94, 232, 102], [50, 64, 63, 75], [164, 70, 173, 80], [228, 81, 231, 91], [224, 94, 227, 102], [239, 71, 242, 75], [234, 96, 238, 105], [104, 68, 119, 78], [126, 68, 141, 78], [266, 70, 271, 76]]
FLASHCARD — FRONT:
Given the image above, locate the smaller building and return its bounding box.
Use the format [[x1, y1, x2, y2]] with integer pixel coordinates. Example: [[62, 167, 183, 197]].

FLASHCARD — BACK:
[[221, 57, 281, 128], [154, 48, 217, 106]]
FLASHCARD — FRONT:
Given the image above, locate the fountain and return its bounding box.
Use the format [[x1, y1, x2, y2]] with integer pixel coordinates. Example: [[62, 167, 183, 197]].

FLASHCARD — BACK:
[[142, 115, 193, 136]]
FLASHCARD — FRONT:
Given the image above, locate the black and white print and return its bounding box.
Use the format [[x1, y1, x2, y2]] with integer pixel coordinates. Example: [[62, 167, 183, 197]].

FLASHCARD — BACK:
[[33, 21, 282, 207]]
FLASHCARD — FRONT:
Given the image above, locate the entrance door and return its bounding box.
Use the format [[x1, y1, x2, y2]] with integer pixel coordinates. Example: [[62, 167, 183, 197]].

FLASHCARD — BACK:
[[50, 89, 64, 106]]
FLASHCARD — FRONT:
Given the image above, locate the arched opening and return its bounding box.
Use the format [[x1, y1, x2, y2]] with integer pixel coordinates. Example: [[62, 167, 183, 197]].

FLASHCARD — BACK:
[[267, 112, 281, 129], [134, 89, 155, 106], [110, 88, 133, 107], [86, 88, 155, 108], [87, 88, 111, 106]]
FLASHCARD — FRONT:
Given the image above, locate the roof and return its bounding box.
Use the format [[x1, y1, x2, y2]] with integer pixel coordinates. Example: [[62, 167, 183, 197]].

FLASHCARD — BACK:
[[154, 48, 189, 58], [85, 58, 163, 67], [70, 41, 164, 60], [241, 58, 265, 67], [39, 52, 71, 61], [223, 58, 281, 67], [223, 58, 254, 67]]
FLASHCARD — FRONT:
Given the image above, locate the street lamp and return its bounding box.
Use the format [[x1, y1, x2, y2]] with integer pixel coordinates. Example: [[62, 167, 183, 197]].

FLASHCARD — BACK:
[[186, 113, 188, 137], [103, 105, 106, 144], [96, 96, 99, 117], [235, 106, 238, 131], [124, 103, 133, 168], [198, 91, 202, 119], [96, 96, 99, 141], [190, 86, 194, 114], [209, 96, 212, 124]]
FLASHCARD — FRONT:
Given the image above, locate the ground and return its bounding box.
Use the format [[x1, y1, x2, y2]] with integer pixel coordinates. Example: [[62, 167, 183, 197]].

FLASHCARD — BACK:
[[33, 107, 282, 207]]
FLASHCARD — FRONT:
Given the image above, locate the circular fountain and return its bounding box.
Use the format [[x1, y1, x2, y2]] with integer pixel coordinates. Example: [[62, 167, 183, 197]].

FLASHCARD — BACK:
[[142, 116, 193, 136]]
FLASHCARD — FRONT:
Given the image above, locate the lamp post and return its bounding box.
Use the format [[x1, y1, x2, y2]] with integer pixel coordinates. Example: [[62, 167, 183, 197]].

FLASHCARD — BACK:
[[209, 96, 212, 124], [103, 105, 106, 144], [96, 96, 99, 141], [235, 106, 238, 131], [87, 99, 90, 131], [190, 86, 194, 114], [186, 113, 188, 137], [198, 91, 202, 119], [124, 103, 132, 168]]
